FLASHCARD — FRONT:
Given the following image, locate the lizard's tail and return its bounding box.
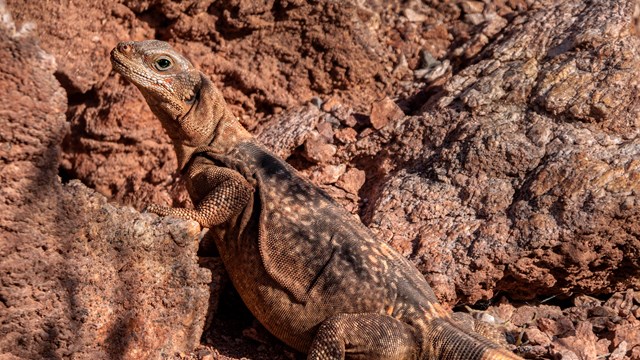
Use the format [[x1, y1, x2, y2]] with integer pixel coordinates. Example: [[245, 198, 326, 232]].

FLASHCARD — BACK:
[[421, 317, 523, 360]]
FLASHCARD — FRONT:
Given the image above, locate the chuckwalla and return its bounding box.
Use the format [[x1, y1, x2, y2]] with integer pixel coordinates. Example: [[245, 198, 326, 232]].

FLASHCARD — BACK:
[[110, 40, 523, 360]]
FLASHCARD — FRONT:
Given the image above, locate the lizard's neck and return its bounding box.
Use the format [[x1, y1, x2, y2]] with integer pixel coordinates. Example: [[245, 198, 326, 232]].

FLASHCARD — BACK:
[[168, 73, 253, 171], [173, 108, 252, 171]]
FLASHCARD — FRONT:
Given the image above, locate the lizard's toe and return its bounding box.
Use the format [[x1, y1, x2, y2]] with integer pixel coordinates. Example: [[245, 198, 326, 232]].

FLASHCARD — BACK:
[[145, 204, 171, 216]]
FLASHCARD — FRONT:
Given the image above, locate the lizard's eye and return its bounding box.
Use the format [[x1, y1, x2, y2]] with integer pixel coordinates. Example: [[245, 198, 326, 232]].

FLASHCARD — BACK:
[[154, 57, 173, 71]]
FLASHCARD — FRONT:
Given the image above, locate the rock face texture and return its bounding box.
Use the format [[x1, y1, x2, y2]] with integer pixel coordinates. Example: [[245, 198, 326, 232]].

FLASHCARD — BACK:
[[0, 8, 210, 360], [1, 0, 639, 359], [364, 0, 640, 305]]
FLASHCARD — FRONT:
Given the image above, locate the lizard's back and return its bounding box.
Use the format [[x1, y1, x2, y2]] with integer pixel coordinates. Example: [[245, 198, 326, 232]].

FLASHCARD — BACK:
[[196, 141, 444, 353]]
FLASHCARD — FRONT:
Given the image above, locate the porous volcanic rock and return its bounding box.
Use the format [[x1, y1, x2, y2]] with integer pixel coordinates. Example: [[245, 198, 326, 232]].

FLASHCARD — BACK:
[[362, 0, 640, 306], [0, 9, 210, 359]]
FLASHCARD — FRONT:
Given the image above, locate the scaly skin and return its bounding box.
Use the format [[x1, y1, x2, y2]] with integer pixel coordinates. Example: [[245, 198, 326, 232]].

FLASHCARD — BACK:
[[110, 40, 523, 360]]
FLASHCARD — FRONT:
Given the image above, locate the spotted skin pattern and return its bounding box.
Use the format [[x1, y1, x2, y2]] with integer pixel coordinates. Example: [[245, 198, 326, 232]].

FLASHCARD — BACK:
[[110, 40, 523, 360]]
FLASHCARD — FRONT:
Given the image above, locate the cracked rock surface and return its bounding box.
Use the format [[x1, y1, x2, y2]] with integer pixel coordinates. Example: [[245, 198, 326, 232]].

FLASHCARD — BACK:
[[365, 0, 640, 305]]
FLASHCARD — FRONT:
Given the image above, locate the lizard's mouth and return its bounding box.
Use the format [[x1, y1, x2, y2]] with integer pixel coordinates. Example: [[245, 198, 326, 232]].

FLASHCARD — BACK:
[[110, 50, 153, 93], [109, 48, 137, 83]]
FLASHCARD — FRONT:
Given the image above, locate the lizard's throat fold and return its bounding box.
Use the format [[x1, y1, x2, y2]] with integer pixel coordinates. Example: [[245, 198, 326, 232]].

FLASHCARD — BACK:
[[176, 96, 216, 147]]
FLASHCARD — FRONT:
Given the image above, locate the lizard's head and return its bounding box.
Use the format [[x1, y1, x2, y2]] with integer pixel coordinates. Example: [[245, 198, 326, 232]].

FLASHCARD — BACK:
[[110, 40, 220, 148], [111, 40, 250, 169]]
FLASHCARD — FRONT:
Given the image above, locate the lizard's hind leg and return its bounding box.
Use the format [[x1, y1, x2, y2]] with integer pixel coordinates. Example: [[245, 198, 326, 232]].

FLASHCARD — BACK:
[[308, 313, 419, 360]]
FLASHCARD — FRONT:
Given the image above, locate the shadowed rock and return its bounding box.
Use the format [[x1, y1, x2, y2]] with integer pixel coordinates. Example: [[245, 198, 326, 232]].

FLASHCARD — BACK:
[[0, 13, 210, 359]]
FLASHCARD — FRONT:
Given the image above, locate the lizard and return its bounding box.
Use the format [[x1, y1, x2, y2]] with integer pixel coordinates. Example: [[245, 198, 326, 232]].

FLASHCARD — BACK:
[[110, 39, 523, 360]]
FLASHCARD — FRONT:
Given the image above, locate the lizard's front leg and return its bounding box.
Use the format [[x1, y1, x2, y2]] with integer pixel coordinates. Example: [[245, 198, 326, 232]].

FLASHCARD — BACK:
[[147, 163, 253, 228]]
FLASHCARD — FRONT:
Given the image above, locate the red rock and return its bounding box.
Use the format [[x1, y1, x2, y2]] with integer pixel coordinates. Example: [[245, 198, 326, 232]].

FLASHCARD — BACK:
[[550, 348, 580, 360], [311, 164, 346, 184], [612, 322, 640, 349], [335, 127, 358, 143], [609, 341, 628, 360], [461, 1, 485, 14], [522, 345, 549, 358], [0, 27, 210, 359], [524, 328, 551, 346], [556, 317, 577, 338], [321, 96, 341, 113], [596, 338, 612, 357], [336, 168, 366, 195], [536, 317, 557, 335], [574, 295, 602, 308], [341, 114, 358, 128], [258, 105, 322, 159], [403, 8, 428, 22], [369, 97, 404, 129], [605, 290, 635, 317], [550, 322, 598, 360], [589, 306, 618, 318], [316, 122, 334, 142], [511, 305, 561, 328], [303, 135, 337, 164], [488, 302, 515, 324]]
